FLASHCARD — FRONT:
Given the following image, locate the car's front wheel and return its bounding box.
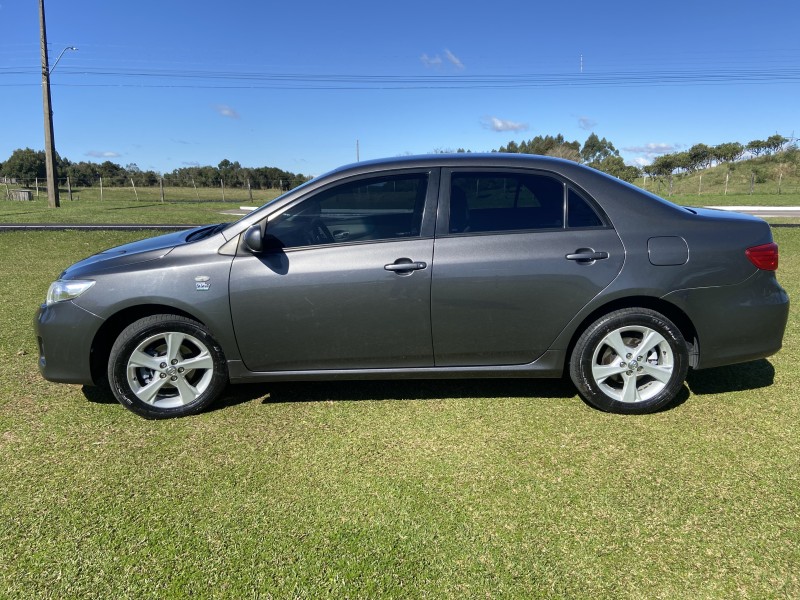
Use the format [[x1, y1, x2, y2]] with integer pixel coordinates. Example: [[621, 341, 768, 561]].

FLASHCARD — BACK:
[[107, 315, 228, 419], [569, 308, 689, 414]]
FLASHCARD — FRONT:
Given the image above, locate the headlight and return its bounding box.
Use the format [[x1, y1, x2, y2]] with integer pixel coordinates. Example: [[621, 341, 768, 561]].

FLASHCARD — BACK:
[[46, 280, 95, 306]]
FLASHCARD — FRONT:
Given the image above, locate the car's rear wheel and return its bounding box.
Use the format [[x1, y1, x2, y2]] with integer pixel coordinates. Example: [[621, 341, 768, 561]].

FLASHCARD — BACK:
[[107, 315, 228, 419], [570, 308, 689, 414]]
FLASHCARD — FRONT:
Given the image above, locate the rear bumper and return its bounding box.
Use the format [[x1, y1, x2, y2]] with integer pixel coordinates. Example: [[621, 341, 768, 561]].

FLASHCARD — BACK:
[[35, 301, 103, 385], [663, 270, 789, 370]]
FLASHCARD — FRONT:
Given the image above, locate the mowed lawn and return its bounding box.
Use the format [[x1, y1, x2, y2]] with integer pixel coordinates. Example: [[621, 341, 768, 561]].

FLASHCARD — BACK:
[[0, 228, 798, 598]]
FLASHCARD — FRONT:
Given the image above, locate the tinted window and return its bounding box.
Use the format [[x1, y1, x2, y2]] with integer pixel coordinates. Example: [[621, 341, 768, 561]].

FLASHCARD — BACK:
[[567, 188, 603, 228], [267, 173, 428, 248], [449, 173, 564, 234]]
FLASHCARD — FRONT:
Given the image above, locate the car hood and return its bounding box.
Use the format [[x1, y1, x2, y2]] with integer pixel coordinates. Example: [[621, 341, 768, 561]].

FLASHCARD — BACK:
[[60, 226, 206, 278]]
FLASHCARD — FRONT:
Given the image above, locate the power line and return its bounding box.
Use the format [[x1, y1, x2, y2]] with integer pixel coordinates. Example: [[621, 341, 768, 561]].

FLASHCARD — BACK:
[[2, 65, 800, 89]]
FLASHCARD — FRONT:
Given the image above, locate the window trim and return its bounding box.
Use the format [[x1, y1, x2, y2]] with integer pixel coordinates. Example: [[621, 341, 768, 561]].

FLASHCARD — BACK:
[[437, 167, 611, 238], [253, 168, 440, 252]]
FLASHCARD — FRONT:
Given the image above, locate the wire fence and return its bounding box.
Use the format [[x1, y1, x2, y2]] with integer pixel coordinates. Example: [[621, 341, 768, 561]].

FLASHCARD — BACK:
[[1, 176, 307, 203], [3, 168, 800, 204], [642, 172, 800, 198]]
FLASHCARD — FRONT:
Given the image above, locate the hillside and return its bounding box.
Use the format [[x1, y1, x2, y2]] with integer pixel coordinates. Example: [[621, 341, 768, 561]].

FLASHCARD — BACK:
[[640, 150, 800, 199]]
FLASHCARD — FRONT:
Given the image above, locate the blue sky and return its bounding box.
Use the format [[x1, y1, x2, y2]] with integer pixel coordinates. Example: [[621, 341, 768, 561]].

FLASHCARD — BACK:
[[1, 0, 798, 177]]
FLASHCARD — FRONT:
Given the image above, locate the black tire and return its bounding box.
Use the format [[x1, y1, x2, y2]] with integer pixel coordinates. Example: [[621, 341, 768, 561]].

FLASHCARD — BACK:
[[569, 308, 689, 414], [107, 315, 228, 419]]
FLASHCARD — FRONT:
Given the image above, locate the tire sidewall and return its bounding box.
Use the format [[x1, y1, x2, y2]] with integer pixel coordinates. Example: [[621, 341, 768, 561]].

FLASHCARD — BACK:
[[570, 309, 689, 414], [108, 316, 228, 419]]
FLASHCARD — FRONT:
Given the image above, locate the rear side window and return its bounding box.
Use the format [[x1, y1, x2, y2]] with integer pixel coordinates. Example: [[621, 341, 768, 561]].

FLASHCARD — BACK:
[[567, 188, 603, 228], [449, 172, 564, 234]]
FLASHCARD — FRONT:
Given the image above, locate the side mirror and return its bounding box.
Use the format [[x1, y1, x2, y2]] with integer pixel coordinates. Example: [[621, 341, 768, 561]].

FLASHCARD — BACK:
[[243, 224, 263, 253]]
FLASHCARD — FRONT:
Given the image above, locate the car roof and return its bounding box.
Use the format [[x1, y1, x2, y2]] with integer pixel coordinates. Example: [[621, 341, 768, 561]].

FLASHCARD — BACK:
[[324, 153, 579, 178]]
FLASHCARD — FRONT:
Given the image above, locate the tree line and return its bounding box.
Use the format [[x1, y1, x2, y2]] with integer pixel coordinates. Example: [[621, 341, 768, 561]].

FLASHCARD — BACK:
[[641, 134, 790, 181], [0, 149, 311, 190], [488, 133, 794, 183], [2, 133, 794, 190]]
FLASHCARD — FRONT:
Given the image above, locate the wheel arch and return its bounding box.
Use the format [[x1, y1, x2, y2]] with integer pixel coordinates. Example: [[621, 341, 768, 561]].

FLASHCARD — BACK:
[[90, 304, 204, 386], [564, 296, 699, 370]]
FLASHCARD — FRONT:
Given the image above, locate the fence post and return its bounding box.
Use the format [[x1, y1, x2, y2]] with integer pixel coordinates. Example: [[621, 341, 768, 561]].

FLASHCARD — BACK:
[[67, 176, 72, 201], [778, 172, 783, 195], [724, 172, 729, 196], [35, 177, 40, 198], [698, 174, 702, 195], [749, 172, 755, 195], [160, 177, 165, 202], [220, 179, 225, 202], [100, 177, 103, 201], [247, 178, 253, 201], [131, 177, 139, 201], [191, 177, 199, 200], [3, 182, 9, 199]]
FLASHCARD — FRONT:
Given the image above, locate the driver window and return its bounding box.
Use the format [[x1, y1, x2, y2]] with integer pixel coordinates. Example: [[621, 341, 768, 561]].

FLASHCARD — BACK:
[[266, 173, 428, 249]]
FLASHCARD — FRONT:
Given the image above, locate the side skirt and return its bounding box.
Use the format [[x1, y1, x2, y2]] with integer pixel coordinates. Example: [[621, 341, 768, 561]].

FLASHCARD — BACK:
[[226, 350, 566, 383]]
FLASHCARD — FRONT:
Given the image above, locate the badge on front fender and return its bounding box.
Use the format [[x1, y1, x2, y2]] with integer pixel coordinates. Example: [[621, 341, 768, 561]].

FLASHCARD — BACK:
[[194, 276, 210, 291]]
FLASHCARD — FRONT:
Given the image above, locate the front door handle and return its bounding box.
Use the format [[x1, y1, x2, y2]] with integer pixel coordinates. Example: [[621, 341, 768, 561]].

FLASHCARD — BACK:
[[384, 258, 427, 273], [566, 248, 609, 262]]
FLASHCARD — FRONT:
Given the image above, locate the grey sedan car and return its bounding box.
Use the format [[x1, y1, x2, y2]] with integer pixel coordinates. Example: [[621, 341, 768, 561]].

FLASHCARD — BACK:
[[35, 154, 789, 418]]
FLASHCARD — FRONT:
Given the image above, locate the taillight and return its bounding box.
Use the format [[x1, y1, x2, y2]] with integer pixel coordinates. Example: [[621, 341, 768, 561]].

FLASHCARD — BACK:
[[746, 243, 779, 271]]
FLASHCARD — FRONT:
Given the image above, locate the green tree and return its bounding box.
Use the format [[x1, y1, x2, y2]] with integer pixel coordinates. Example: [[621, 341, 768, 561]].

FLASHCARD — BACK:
[[686, 144, 712, 171], [499, 140, 519, 153], [591, 155, 641, 182], [747, 139, 768, 157], [649, 154, 678, 178], [712, 142, 745, 163], [765, 134, 788, 154], [66, 161, 101, 186], [0, 148, 47, 181], [581, 133, 619, 164], [98, 160, 127, 185], [500, 135, 580, 157]]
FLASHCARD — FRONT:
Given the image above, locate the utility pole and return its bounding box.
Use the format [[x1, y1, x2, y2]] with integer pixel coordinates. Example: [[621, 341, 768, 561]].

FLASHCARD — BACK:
[[39, 0, 60, 208]]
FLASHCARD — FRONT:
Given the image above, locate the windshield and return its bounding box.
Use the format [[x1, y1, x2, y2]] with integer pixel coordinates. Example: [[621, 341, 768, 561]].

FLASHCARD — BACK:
[[219, 176, 321, 232]]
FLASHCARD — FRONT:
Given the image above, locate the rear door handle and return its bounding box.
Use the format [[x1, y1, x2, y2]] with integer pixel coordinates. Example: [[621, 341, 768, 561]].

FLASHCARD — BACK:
[[384, 259, 427, 273], [566, 249, 609, 262]]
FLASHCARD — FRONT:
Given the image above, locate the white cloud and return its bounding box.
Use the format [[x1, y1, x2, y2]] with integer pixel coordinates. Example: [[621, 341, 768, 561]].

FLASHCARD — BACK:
[[623, 142, 684, 165], [420, 53, 443, 68], [482, 116, 529, 133], [623, 142, 682, 155], [85, 150, 121, 158], [214, 104, 240, 119], [421, 49, 464, 70], [578, 116, 597, 131], [181, 161, 200, 167], [444, 49, 464, 70]]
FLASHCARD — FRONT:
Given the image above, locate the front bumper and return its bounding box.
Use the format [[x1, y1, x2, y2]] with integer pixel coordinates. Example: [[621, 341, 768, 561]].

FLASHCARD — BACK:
[[35, 301, 104, 385]]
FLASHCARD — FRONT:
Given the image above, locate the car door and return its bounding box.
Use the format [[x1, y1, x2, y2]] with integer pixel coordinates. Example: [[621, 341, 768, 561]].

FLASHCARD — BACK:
[[431, 168, 624, 366], [229, 169, 438, 372]]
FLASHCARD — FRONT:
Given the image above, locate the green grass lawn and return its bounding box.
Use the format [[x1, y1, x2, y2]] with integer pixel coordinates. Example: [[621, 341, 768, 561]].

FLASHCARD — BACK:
[[0, 229, 798, 598], [0, 188, 281, 226]]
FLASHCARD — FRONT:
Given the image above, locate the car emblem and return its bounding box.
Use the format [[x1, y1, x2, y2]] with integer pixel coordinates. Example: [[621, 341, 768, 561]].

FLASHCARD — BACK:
[[194, 276, 211, 291]]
